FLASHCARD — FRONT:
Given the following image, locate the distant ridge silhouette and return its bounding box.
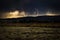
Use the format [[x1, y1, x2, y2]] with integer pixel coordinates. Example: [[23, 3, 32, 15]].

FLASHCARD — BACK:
[[0, 16, 60, 23]]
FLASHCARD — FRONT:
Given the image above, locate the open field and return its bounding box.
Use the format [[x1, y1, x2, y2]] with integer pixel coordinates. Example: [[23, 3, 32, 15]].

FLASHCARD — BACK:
[[0, 22, 60, 40], [0, 22, 60, 27], [0, 27, 60, 40]]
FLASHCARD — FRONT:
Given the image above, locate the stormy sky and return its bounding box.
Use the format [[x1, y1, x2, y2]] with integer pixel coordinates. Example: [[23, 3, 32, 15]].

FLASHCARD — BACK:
[[0, 0, 60, 11], [0, 0, 60, 18]]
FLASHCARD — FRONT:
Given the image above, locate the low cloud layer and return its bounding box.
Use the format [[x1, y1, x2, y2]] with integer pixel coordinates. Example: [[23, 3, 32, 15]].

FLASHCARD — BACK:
[[0, 10, 60, 18]]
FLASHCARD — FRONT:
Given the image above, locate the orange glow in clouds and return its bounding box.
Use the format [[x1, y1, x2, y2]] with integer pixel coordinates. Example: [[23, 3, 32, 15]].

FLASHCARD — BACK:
[[1, 10, 60, 19], [5, 10, 26, 18], [45, 11, 59, 16]]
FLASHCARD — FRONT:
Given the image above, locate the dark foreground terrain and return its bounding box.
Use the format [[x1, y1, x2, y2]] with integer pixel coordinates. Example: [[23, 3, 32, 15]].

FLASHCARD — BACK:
[[0, 16, 60, 40], [0, 16, 60, 27], [0, 22, 60, 40]]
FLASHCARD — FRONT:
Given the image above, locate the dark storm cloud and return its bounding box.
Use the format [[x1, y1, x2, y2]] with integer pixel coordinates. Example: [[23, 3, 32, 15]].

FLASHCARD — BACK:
[[0, 0, 60, 12]]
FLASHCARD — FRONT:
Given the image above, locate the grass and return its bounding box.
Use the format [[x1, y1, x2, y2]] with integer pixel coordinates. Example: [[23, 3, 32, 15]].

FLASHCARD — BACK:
[[0, 27, 60, 40]]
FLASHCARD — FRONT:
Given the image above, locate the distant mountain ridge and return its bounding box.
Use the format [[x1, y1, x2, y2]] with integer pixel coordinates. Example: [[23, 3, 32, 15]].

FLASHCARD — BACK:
[[0, 16, 60, 23]]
